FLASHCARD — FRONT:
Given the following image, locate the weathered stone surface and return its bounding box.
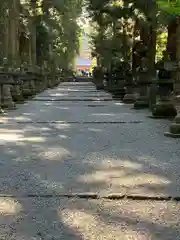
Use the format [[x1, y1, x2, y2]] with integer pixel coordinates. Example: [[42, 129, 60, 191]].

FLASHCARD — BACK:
[[1, 84, 16, 109], [0, 81, 180, 239], [170, 122, 180, 133], [30, 79, 36, 94], [134, 84, 149, 109], [148, 83, 157, 110], [0, 82, 180, 197], [165, 113, 180, 137], [123, 83, 136, 103], [47, 76, 54, 88], [11, 85, 24, 103], [152, 101, 177, 118], [96, 84, 104, 90], [22, 81, 33, 97], [134, 98, 149, 109], [0, 197, 180, 240]]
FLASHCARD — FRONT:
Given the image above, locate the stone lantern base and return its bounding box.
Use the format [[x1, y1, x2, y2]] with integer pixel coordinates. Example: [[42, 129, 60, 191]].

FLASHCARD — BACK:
[[41, 79, 48, 91], [11, 85, 24, 103], [152, 101, 177, 118], [133, 78, 150, 109], [123, 87, 136, 103], [134, 96, 149, 109], [54, 76, 60, 86], [47, 77, 54, 88], [112, 89, 126, 100], [22, 81, 34, 98], [1, 85, 16, 109], [123, 93, 136, 103], [94, 78, 104, 90], [164, 114, 180, 138], [30, 79, 36, 94], [0, 90, 4, 113], [96, 84, 104, 90], [106, 83, 125, 99], [123, 84, 136, 103]]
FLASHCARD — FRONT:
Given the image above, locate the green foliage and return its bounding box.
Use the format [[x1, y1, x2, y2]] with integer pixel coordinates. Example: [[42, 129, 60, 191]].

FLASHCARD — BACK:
[[157, 0, 180, 15], [88, 0, 178, 72], [156, 30, 168, 61], [0, 0, 83, 70], [38, 0, 83, 70], [87, 0, 134, 68]]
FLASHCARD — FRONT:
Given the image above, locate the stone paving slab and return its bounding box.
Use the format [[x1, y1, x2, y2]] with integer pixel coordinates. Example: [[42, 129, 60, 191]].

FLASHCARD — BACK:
[[0, 197, 180, 240], [0, 100, 162, 123], [1, 81, 180, 239], [34, 89, 111, 99], [42, 89, 106, 93], [0, 122, 179, 197], [35, 91, 111, 98]]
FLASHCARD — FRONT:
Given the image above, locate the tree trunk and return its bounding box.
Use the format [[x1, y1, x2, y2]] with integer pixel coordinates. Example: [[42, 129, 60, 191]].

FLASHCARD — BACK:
[[148, 25, 157, 74], [0, 2, 7, 63], [174, 17, 180, 95], [29, 0, 37, 69], [167, 18, 177, 61], [132, 20, 139, 75], [8, 0, 20, 66]]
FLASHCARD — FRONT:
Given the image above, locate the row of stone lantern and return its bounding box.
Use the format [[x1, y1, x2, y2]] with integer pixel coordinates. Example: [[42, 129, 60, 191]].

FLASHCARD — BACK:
[[0, 61, 62, 112], [132, 59, 179, 138], [134, 59, 179, 137], [92, 58, 180, 138]]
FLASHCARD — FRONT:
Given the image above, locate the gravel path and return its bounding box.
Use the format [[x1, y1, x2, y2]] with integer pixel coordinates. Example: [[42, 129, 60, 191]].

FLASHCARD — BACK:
[[0, 81, 180, 239]]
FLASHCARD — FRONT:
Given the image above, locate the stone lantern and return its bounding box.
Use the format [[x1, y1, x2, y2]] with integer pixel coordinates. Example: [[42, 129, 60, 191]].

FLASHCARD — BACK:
[[123, 70, 136, 103], [151, 57, 177, 118], [134, 57, 150, 109], [0, 60, 16, 109], [164, 61, 180, 137]]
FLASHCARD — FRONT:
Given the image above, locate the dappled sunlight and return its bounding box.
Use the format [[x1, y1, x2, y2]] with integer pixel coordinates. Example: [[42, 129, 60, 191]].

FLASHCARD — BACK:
[[118, 173, 170, 187], [60, 201, 153, 239], [0, 129, 23, 134], [61, 207, 127, 239], [0, 82, 179, 239], [77, 169, 127, 184], [38, 147, 72, 161], [77, 156, 171, 196], [91, 113, 116, 117], [58, 134, 68, 139], [14, 116, 32, 121], [102, 200, 180, 232], [22, 137, 46, 142], [100, 200, 180, 237], [0, 117, 14, 124], [118, 160, 143, 170], [0, 119, 8, 124], [84, 155, 143, 170], [44, 102, 53, 106], [114, 102, 125, 106], [51, 123, 72, 130], [77, 169, 170, 190], [0, 198, 22, 215], [98, 159, 143, 171], [49, 93, 69, 97], [0, 115, 34, 123], [136, 155, 172, 169], [0, 133, 24, 142], [54, 107, 70, 110], [23, 113, 35, 116], [32, 172, 63, 190], [87, 128, 102, 132], [25, 126, 51, 132], [0, 129, 45, 143], [53, 88, 91, 91]]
